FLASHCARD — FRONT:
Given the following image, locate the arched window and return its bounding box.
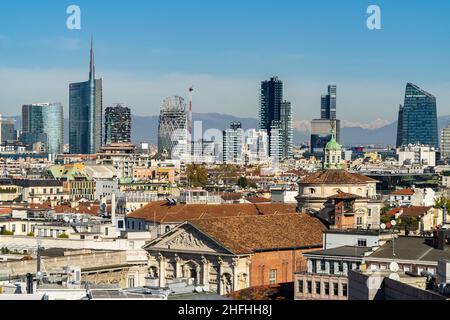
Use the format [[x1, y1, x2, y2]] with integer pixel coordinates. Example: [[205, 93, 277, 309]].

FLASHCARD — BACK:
[[165, 226, 171, 233]]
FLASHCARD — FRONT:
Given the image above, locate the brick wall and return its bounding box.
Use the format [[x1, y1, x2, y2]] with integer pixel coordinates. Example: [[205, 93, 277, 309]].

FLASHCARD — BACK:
[[249, 247, 321, 287]]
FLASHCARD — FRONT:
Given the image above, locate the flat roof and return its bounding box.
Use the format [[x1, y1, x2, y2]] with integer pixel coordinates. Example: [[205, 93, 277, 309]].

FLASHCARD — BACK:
[[304, 246, 373, 258]]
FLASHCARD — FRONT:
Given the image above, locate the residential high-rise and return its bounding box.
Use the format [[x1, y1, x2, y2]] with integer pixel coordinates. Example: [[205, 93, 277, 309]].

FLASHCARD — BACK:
[[396, 83, 438, 148], [69, 38, 103, 154], [270, 121, 284, 162], [158, 96, 191, 161], [245, 129, 269, 164], [321, 85, 337, 120], [104, 104, 132, 145], [259, 76, 293, 160], [441, 124, 450, 160], [0, 115, 16, 144], [223, 122, 244, 164], [21, 103, 64, 155]]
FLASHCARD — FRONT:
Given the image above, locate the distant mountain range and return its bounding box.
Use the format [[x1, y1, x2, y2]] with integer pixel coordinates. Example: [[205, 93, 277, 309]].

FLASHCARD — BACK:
[[10, 113, 450, 147]]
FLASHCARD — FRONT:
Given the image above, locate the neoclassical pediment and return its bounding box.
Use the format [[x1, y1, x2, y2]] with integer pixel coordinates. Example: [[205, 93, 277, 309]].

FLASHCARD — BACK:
[[145, 224, 231, 255]]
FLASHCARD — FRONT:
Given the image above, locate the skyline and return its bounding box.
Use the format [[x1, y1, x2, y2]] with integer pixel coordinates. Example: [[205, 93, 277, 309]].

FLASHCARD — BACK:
[[0, 1, 449, 124]]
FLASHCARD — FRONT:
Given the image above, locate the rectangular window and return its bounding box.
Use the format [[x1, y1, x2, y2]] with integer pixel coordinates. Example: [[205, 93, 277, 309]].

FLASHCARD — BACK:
[[333, 283, 339, 296], [342, 284, 348, 297], [118, 221, 124, 229], [315, 281, 321, 295], [357, 239, 367, 247], [357, 217, 363, 227], [105, 227, 109, 236], [11, 224, 16, 232], [298, 280, 304, 293], [368, 208, 372, 217], [128, 277, 135, 288], [269, 269, 277, 284], [307, 281, 312, 294], [320, 260, 326, 272], [22, 224, 26, 233], [324, 282, 330, 295], [312, 260, 317, 273], [330, 262, 335, 275], [338, 261, 344, 273]]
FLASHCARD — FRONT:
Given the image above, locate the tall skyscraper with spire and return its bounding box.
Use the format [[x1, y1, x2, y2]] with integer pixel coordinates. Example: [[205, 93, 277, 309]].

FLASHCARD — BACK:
[[69, 37, 103, 154]]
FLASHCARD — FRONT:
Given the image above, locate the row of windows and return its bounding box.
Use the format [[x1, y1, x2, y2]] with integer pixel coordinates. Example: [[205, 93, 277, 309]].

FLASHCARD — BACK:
[[299, 280, 347, 297]]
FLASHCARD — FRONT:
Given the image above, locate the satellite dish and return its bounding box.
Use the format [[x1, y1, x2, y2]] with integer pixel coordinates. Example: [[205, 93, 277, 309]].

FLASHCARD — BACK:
[[391, 220, 397, 226], [380, 223, 386, 230], [389, 273, 401, 281], [389, 262, 400, 272]]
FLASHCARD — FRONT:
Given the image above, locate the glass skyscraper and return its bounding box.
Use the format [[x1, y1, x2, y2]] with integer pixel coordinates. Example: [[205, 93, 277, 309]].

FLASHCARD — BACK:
[[21, 103, 64, 155], [69, 38, 103, 154], [321, 85, 337, 120], [259, 76, 293, 160], [396, 83, 438, 148]]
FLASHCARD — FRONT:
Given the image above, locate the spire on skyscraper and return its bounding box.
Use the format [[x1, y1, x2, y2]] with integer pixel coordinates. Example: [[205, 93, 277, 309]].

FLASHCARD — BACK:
[[89, 35, 95, 80]]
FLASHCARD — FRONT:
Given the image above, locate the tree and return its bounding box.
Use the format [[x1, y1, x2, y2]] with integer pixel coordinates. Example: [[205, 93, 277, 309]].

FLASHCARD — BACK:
[[434, 196, 450, 213], [186, 164, 209, 187], [58, 233, 69, 239], [237, 176, 249, 189], [0, 230, 14, 236]]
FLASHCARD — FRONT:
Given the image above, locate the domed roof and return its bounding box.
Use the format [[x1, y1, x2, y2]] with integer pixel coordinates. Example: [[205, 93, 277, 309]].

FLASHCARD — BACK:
[[325, 136, 341, 151]]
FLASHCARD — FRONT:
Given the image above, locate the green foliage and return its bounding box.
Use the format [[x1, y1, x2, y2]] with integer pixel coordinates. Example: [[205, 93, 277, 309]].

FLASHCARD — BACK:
[[398, 216, 420, 230], [1, 247, 11, 254], [0, 187, 17, 194], [380, 214, 392, 224], [186, 164, 209, 187], [237, 176, 249, 188], [434, 196, 450, 213], [58, 233, 69, 239], [26, 232, 35, 237], [0, 230, 14, 236]]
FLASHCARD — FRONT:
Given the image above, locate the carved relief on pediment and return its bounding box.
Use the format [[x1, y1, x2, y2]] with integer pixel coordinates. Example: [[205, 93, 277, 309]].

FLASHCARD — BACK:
[[155, 228, 226, 253]]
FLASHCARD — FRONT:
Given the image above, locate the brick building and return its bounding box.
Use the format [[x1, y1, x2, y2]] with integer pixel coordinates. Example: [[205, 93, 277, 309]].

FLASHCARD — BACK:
[[143, 213, 326, 295]]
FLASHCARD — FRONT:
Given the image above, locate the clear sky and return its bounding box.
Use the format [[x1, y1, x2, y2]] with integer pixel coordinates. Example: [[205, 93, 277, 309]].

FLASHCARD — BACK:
[[0, 0, 449, 128]]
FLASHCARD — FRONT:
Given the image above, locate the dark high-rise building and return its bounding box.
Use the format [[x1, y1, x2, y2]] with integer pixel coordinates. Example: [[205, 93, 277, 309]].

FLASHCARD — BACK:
[[396, 83, 438, 148], [104, 104, 131, 145], [259, 76, 293, 159], [69, 38, 103, 154], [321, 85, 337, 120]]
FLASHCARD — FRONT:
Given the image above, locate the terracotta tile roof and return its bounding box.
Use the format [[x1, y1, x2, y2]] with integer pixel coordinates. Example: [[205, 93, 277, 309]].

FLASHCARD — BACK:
[[128, 201, 297, 223], [220, 192, 243, 201], [245, 197, 272, 204], [0, 208, 12, 215], [190, 213, 326, 254], [391, 188, 415, 196], [300, 170, 377, 185], [387, 206, 432, 218], [328, 190, 362, 200], [27, 202, 104, 216]]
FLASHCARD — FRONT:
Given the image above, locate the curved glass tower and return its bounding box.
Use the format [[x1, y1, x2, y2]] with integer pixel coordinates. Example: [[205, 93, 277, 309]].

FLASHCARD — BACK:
[[396, 83, 438, 148], [22, 103, 64, 155]]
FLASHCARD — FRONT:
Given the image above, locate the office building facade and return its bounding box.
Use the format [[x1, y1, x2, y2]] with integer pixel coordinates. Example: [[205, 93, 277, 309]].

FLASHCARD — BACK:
[[21, 103, 64, 155], [69, 39, 103, 154], [321, 85, 337, 120], [158, 96, 191, 161], [223, 122, 244, 165], [0, 116, 15, 144], [310, 119, 341, 153], [396, 83, 438, 148], [441, 124, 450, 160], [259, 76, 293, 160], [105, 104, 132, 145]]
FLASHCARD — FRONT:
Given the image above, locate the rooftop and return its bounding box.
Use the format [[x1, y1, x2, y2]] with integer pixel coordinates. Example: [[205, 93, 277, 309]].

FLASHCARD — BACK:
[[128, 201, 297, 223], [367, 236, 450, 262], [190, 213, 327, 255], [300, 170, 378, 185]]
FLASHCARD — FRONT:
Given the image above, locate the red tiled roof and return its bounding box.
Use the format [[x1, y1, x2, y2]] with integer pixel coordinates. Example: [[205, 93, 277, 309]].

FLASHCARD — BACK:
[[128, 201, 297, 223], [300, 170, 377, 185], [387, 206, 432, 218], [246, 197, 272, 204], [191, 213, 326, 254], [391, 188, 415, 196], [328, 190, 362, 200]]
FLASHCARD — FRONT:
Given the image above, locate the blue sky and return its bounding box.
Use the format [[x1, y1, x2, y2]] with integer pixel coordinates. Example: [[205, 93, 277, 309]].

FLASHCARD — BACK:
[[0, 0, 449, 128]]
